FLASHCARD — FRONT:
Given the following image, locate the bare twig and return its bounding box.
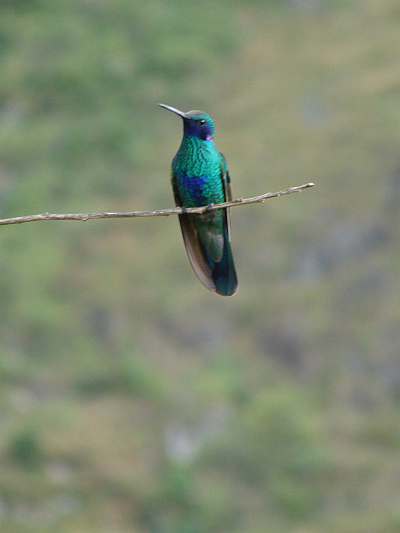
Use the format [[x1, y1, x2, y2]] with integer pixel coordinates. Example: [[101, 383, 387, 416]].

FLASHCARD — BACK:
[[0, 182, 314, 226]]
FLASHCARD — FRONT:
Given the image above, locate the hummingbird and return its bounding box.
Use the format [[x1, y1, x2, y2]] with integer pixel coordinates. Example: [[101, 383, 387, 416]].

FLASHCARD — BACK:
[[159, 104, 238, 296]]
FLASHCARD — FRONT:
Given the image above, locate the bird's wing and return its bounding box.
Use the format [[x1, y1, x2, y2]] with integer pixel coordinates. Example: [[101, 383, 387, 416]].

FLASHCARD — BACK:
[[218, 151, 233, 237], [218, 151, 232, 202]]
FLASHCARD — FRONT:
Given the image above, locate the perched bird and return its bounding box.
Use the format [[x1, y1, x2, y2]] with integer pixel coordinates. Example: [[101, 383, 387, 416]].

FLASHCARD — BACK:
[[159, 104, 237, 296]]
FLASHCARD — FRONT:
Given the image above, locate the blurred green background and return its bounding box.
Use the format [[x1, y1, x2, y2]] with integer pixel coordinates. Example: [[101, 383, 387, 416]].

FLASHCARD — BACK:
[[0, 0, 400, 532]]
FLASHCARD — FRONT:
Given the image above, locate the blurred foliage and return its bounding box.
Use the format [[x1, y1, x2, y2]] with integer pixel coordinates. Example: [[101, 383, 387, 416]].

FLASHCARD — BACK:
[[0, 0, 400, 532]]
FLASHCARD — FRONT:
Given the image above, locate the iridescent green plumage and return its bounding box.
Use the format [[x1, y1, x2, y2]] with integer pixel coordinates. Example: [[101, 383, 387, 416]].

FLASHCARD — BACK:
[[159, 104, 238, 296]]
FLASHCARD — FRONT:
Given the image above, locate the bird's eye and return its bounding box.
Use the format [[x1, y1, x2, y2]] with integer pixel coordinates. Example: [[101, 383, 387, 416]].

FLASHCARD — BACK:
[[198, 119, 206, 126]]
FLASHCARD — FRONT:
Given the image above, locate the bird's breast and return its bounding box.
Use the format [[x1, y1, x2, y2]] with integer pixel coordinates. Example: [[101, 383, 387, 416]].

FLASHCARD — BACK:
[[176, 173, 211, 206]]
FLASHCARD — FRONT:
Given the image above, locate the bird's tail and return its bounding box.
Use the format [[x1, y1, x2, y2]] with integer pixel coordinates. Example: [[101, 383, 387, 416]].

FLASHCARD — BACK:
[[206, 224, 238, 297]]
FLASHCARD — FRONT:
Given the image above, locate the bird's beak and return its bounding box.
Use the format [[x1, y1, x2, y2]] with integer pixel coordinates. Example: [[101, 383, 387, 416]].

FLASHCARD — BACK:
[[158, 103, 186, 119]]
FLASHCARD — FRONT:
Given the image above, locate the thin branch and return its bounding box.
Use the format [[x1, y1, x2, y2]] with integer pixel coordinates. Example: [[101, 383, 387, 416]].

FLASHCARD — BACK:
[[0, 182, 314, 226]]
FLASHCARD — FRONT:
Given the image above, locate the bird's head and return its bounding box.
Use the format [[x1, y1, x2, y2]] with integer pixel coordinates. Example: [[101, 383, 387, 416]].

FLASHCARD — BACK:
[[159, 104, 214, 141]]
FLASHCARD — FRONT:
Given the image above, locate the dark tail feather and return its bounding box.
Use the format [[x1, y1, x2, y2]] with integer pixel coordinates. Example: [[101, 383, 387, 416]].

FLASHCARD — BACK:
[[178, 213, 238, 296], [206, 226, 238, 296]]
